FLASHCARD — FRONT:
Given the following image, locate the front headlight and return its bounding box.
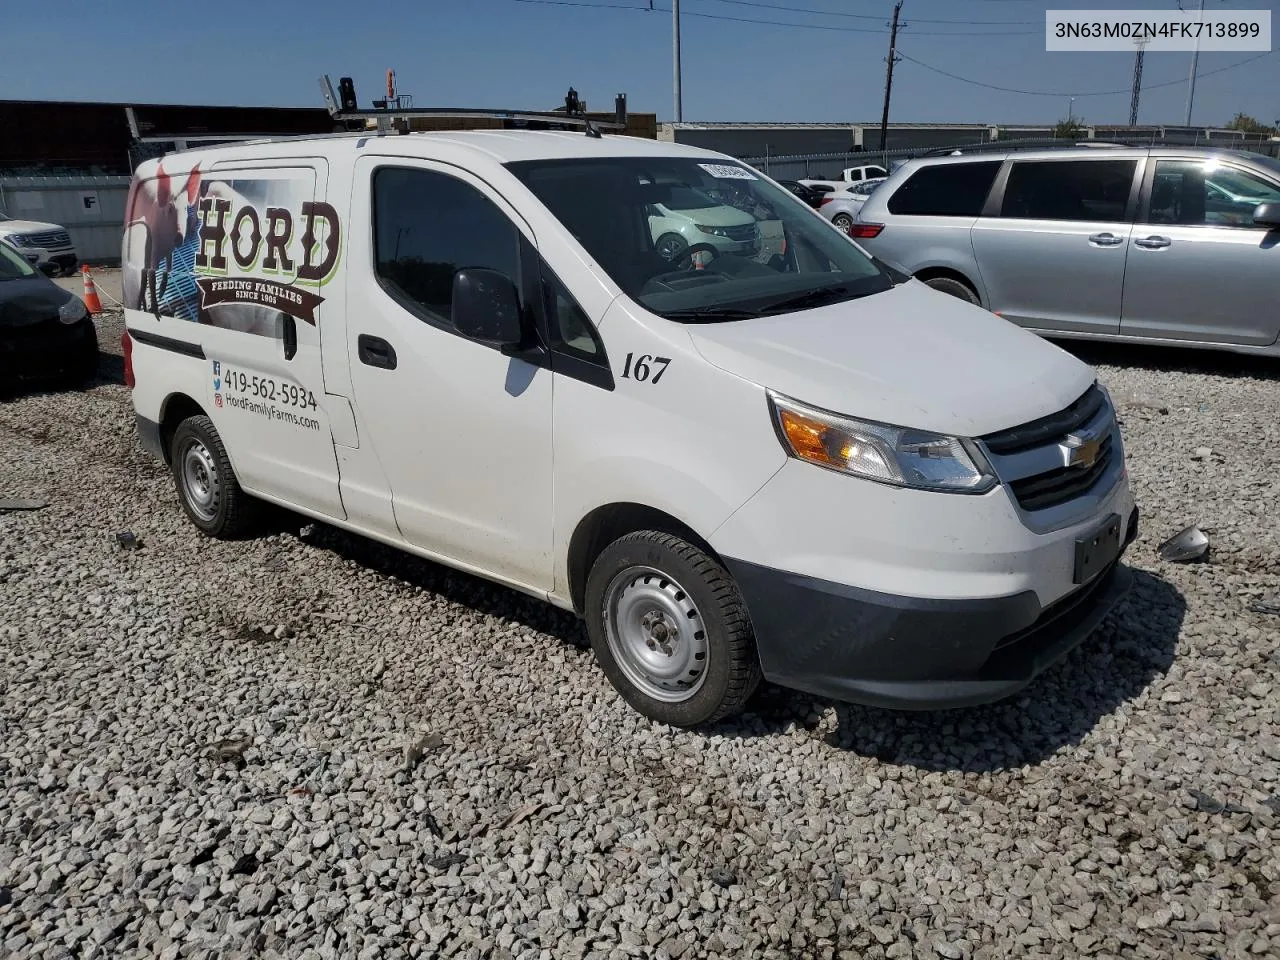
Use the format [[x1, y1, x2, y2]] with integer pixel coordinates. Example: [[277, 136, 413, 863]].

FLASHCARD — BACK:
[[58, 297, 88, 324], [0, 233, 23, 248], [768, 390, 997, 493]]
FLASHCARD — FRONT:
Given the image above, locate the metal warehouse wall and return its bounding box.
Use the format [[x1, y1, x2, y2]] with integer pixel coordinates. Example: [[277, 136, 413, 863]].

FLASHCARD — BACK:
[[0, 176, 132, 263]]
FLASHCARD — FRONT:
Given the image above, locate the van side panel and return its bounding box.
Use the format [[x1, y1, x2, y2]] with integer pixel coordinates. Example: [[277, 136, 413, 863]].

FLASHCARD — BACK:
[[121, 157, 345, 522]]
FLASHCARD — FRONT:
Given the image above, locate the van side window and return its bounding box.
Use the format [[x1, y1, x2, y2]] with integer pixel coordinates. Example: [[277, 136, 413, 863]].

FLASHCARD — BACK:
[[1148, 159, 1280, 228], [886, 161, 1001, 217], [543, 270, 602, 360], [372, 167, 521, 331], [1001, 159, 1137, 222]]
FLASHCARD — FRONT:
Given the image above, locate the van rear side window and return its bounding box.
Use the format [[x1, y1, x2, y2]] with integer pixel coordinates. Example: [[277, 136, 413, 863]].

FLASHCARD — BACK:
[[373, 167, 521, 329], [886, 161, 1002, 217]]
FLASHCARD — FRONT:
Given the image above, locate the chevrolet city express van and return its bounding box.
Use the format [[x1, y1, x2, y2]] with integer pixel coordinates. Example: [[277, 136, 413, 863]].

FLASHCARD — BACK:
[[120, 130, 1138, 727]]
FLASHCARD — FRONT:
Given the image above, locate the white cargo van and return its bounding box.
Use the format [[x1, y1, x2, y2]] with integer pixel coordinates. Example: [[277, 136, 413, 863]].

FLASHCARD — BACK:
[[120, 124, 1138, 727]]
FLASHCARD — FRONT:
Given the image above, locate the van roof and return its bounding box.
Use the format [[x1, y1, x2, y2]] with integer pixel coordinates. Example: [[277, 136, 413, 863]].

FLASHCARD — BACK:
[[133, 128, 734, 176]]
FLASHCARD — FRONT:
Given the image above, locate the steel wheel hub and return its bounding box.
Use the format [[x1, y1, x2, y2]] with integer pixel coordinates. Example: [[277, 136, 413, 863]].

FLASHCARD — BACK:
[[180, 439, 219, 522], [604, 565, 708, 703]]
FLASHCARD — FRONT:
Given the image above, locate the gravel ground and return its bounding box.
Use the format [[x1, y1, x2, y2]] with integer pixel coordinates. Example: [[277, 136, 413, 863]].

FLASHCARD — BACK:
[[2, 309, 1279, 960]]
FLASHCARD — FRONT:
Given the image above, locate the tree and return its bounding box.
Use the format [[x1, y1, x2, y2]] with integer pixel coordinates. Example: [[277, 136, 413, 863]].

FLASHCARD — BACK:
[[1053, 116, 1086, 139], [1224, 113, 1275, 135]]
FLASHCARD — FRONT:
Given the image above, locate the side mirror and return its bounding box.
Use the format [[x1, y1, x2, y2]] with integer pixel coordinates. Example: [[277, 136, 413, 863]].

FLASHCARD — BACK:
[[451, 268, 524, 348], [1252, 202, 1280, 227]]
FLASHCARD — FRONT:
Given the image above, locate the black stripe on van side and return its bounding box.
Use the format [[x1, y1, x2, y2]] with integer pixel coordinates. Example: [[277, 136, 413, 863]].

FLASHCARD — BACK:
[[127, 328, 206, 360]]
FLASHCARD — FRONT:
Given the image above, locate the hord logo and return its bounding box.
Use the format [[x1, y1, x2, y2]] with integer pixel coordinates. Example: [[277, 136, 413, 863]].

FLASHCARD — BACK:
[[192, 196, 341, 325]]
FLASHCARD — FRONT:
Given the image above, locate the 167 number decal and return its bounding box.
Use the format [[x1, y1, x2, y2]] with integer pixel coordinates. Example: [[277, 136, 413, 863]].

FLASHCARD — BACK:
[[620, 353, 671, 384]]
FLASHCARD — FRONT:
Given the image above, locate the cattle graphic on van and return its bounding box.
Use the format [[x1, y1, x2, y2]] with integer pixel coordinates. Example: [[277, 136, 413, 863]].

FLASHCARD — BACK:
[[123, 167, 340, 338]]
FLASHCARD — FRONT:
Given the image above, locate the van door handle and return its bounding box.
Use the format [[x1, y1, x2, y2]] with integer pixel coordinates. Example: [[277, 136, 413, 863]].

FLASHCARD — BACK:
[[1088, 232, 1124, 246], [357, 334, 397, 370], [282, 315, 298, 360], [1134, 235, 1171, 250]]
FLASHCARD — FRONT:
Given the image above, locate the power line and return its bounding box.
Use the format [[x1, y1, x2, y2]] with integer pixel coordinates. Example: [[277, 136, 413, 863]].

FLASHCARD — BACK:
[[509, 0, 1039, 35], [896, 49, 1275, 98], [699, 0, 1038, 26]]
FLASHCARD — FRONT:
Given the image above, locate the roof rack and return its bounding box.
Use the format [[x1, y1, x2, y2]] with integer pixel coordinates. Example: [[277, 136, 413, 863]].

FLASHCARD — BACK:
[[319, 74, 628, 138], [919, 139, 1132, 158]]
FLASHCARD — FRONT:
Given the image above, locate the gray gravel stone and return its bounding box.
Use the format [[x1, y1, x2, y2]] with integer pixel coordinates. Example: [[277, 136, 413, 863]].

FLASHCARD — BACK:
[[1, 309, 1278, 958]]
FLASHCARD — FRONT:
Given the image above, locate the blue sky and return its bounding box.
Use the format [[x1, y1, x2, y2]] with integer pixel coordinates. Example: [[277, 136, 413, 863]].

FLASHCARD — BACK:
[[2, 0, 1276, 127]]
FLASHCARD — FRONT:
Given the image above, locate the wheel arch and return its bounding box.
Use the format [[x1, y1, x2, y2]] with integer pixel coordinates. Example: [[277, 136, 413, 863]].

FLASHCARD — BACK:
[[912, 265, 985, 306], [157, 392, 208, 465], [566, 502, 723, 616]]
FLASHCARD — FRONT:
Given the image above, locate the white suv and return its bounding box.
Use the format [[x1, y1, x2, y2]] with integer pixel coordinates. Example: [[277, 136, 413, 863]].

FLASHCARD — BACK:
[[0, 213, 79, 276], [646, 184, 760, 262]]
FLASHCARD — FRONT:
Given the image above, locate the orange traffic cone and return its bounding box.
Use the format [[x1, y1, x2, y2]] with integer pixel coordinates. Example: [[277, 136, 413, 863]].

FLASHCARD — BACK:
[[81, 265, 103, 315]]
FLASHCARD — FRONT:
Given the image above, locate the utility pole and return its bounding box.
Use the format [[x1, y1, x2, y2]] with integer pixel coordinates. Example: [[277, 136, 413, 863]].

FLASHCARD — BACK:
[[672, 0, 683, 122], [878, 1, 903, 170], [1183, 0, 1206, 126], [1129, 37, 1148, 127]]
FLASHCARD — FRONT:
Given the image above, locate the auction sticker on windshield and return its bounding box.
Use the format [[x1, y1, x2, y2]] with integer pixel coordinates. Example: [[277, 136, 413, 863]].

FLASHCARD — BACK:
[[698, 163, 757, 180]]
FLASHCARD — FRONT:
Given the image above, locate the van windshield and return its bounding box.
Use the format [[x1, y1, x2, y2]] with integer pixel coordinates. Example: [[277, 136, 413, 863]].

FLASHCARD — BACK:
[[505, 157, 893, 322]]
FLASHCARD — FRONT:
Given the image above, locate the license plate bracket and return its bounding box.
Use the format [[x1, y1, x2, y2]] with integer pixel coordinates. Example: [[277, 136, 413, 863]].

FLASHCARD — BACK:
[[1073, 512, 1123, 585]]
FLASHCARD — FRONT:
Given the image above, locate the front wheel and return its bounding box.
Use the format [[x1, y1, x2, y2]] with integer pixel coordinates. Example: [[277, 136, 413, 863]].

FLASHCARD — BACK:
[[584, 531, 762, 727], [169, 415, 261, 539]]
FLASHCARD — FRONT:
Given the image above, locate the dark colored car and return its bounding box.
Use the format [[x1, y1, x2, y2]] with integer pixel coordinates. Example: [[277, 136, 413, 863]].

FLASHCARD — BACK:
[[0, 239, 99, 391], [777, 179, 827, 209]]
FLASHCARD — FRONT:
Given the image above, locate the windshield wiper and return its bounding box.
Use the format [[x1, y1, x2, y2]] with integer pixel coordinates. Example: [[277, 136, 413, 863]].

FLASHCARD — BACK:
[[755, 284, 863, 315], [661, 306, 762, 322]]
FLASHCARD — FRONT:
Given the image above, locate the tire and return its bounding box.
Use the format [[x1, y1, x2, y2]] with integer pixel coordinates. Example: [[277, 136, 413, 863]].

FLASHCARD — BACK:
[[831, 213, 855, 235], [923, 275, 981, 306], [584, 530, 762, 727], [169, 414, 261, 539], [654, 232, 688, 263]]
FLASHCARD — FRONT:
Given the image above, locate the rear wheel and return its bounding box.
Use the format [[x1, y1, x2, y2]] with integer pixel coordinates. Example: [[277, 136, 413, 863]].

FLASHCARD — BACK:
[[585, 531, 761, 727], [169, 415, 261, 539], [831, 213, 855, 235], [923, 275, 981, 306]]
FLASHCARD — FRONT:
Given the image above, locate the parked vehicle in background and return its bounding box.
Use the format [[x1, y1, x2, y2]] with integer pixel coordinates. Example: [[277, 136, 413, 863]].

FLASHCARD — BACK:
[[0, 212, 79, 276], [647, 184, 761, 261], [777, 179, 827, 209], [854, 146, 1280, 356], [0, 238, 98, 390], [120, 129, 1137, 728], [800, 163, 888, 193], [818, 178, 887, 234]]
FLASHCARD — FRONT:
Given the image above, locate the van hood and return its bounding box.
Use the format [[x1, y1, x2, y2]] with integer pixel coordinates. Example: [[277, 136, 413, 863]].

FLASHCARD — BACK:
[[686, 279, 1096, 438]]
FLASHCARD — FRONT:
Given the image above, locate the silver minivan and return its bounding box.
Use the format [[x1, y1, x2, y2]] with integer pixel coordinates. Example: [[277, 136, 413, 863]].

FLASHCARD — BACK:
[[854, 145, 1280, 355]]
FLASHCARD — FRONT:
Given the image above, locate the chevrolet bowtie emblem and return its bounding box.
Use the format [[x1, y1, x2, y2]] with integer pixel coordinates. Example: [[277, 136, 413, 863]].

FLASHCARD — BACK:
[[1064, 433, 1102, 469]]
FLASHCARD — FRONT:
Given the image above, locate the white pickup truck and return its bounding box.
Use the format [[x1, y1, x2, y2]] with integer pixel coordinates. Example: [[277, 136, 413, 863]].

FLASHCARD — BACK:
[[797, 163, 888, 193]]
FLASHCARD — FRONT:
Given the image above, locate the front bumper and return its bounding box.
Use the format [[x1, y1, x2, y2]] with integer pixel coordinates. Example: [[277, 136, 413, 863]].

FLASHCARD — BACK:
[[725, 507, 1138, 710]]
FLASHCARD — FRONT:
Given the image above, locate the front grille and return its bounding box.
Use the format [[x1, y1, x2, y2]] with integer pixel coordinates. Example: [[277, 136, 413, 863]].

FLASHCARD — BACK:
[[1008, 433, 1115, 511], [722, 224, 758, 242], [18, 230, 72, 249], [980, 383, 1119, 513], [982, 384, 1105, 455]]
